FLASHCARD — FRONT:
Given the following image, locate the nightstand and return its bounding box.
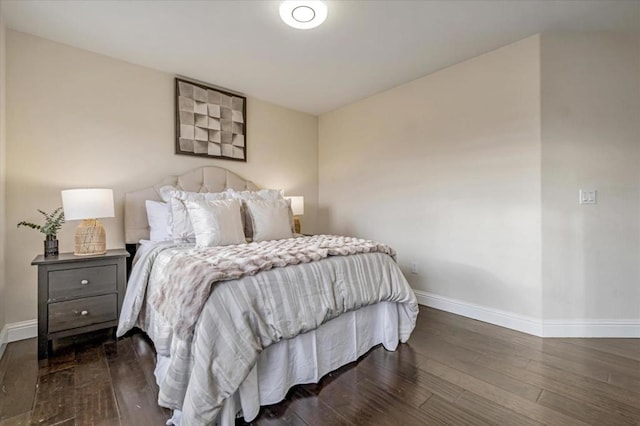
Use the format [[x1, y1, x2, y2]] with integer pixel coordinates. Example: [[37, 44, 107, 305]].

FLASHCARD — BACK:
[[31, 249, 129, 359]]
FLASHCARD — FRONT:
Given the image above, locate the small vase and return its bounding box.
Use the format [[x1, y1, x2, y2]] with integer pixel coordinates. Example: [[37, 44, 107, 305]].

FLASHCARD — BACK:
[[44, 235, 59, 258]]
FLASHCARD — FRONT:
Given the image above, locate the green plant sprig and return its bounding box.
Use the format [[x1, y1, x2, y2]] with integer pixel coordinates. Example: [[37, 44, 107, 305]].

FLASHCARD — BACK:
[[17, 207, 65, 238]]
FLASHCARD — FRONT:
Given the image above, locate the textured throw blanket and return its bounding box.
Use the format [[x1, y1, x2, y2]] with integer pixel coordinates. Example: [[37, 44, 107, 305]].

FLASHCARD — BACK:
[[149, 235, 396, 339]]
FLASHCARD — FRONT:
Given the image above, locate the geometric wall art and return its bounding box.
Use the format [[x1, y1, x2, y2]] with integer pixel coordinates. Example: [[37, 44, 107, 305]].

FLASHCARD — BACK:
[[175, 77, 247, 161]]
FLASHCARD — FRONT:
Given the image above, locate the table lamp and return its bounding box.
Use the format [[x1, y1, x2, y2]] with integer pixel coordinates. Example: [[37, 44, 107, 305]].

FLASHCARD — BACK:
[[285, 196, 304, 234], [61, 188, 115, 256]]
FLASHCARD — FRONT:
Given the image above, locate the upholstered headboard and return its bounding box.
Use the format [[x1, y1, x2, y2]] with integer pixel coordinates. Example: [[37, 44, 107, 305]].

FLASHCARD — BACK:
[[124, 166, 258, 244]]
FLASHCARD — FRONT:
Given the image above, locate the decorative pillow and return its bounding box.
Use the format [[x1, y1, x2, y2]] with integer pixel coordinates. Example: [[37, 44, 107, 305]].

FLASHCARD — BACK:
[[225, 188, 284, 200], [145, 200, 172, 242], [184, 199, 245, 247], [168, 190, 230, 242], [158, 185, 177, 202], [226, 189, 285, 238], [244, 199, 294, 242]]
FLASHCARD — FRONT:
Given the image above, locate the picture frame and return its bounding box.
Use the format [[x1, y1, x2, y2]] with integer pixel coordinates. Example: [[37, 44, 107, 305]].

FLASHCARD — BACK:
[[175, 77, 247, 161]]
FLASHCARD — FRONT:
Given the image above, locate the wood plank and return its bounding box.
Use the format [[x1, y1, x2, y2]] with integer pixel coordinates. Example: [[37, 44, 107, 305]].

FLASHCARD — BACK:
[[415, 319, 540, 364], [406, 334, 543, 402], [537, 389, 635, 426], [30, 368, 75, 425], [75, 343, 111, 387], [563, 338, 640, 362], [415, 354, 590, 426], [43, 420, 73, 426], [603, 338, 640, 359], [423, 308, 538, 344], [535, 339, 640, 380], [37, 344, 76, 375], [0, 412, 31, 426], [74, 343, 120, 425], [0, 344, 10, 385], [420, 394, 493, 426], [350, 378, 443, 426], [426, 311, 640, 384], [608, 371, 640, 393], [285, 385, 354, 426], [74, 379, 120, 426], [421, 309, 640, 424], [307, 364, 399, 426], [0, 339, 39, 421], [355, 356, 433, 408], [418, 316, 616, 383], [525, 359, 640, 418], [473, 350, 640, 415], [305, 348, 452, 426], [454, 390, 544, 426], [129, 333, 172, 418], [253, 407, 307, 426], [423, 312, 640, 423], [364, 346, 465, 403], [317, 368, 438, 426], [104, 338, 169, 425]]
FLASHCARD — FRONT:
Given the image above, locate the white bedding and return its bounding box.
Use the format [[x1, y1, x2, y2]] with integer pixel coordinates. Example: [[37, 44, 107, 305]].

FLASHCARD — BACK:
[[156, 301, 401, 425], [120, 240, 418, 425]]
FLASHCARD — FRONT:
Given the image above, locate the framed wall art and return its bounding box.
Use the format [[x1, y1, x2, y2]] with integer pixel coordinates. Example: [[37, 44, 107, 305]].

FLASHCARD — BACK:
[[175, 77, 247, 161]]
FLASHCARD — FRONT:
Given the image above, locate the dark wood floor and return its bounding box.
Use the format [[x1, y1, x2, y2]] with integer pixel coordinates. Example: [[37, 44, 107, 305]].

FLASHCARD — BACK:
[[1, 307, 639, 426]]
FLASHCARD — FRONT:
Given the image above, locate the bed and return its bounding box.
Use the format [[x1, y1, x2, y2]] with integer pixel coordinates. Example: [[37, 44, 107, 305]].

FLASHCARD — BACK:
[[116, 166, 418, 426]]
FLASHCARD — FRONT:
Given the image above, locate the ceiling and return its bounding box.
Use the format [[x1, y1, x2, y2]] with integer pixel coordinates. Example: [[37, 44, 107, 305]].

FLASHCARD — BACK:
[[2, 0, 638, 115]]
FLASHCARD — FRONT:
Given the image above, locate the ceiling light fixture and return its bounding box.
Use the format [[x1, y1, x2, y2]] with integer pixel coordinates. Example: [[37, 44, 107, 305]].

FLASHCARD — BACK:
[[280, 1, 328, 30]]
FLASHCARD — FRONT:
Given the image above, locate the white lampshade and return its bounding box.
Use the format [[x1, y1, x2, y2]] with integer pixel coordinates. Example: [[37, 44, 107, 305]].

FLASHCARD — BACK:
[[61, 189, 115, 220], [285, 196, 304, 216]]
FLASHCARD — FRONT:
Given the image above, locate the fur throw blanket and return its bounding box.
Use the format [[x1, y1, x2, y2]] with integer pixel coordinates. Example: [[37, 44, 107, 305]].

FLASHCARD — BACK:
[[149, 234, 396, 339]]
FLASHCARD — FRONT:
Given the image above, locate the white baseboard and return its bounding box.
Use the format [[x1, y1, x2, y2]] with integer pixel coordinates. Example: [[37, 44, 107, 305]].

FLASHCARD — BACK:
[[1, 295, 637, 351], [413, 289, 640, 338], [6, 319, 37, 342], [0, 325, 7, 361], [413, 289, 543, 336], [542, 319, 640, 338]]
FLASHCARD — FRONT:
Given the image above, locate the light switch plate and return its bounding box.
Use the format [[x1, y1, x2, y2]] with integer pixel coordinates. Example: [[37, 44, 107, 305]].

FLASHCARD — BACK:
[[579, 189, 597, 205]]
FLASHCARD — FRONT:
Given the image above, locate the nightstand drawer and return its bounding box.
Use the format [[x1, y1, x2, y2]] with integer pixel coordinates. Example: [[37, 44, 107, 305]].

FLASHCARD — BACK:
[[48, 293, 117, 333], [48, 265, 117, 301]]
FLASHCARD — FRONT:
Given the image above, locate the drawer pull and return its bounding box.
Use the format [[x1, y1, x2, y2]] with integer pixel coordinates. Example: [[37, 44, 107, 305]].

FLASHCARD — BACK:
[[72, 310, 89, 316], [80, 279, 89, 285]]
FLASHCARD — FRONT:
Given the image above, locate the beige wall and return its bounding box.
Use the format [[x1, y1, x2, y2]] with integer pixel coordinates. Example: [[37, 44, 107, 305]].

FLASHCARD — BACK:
[[0, 17, 7, 338], [319, 36, 542, 319], [6, 28, 637, 332], [5, 30, 318, 324], [541, 34, 640, 320]]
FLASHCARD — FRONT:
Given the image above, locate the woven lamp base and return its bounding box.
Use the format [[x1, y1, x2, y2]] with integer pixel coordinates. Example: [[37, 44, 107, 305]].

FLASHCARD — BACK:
[[293, 216, 301, 234], [74, 219, 107, 256]]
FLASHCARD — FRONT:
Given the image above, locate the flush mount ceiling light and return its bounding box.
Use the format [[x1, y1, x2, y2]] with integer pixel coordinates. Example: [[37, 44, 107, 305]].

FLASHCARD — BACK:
[[279, 0, 328, 30]]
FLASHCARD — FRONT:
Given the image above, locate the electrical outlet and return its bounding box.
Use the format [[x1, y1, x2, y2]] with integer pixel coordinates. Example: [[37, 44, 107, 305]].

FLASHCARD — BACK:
[[410, 262, 418, 274]]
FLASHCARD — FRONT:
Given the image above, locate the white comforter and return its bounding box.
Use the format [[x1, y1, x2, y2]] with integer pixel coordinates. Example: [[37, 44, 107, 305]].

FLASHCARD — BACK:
[[118, 239, 418, 425]]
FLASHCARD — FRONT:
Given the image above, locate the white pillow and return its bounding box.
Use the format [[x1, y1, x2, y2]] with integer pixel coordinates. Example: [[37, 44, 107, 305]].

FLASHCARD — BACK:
[[225, 188, 284, 200], [245, 199, 294, 242], [226, 189, 285, 238], [145, 200, 172, 242], [185, 199, 245, 247], [158, 185, 177, 202], [169, 190, 230, 242]]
